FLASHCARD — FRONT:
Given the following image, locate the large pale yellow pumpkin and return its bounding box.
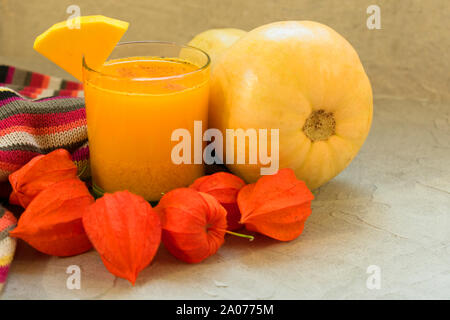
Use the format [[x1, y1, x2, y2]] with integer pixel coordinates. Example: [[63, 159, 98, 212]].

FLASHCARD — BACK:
[[188, 28, 246, 68], [210, 21, 373, 189]]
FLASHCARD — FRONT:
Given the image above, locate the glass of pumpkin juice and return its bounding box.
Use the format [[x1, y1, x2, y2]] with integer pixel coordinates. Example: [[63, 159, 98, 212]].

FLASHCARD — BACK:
[[82, 41, 210, 201]]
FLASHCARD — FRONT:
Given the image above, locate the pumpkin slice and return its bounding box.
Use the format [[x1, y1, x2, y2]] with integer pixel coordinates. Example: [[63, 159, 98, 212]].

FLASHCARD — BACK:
[[34, 15, 129, 81]]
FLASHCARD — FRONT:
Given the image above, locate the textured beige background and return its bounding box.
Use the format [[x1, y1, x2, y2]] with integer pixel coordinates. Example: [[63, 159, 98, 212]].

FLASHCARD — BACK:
[[0, 0, 449, 101], [1, 0, 450, 300]]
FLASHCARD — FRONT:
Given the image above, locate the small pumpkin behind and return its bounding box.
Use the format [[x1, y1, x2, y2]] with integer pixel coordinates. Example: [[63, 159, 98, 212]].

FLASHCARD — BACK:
[[188, 28, 246, 68]]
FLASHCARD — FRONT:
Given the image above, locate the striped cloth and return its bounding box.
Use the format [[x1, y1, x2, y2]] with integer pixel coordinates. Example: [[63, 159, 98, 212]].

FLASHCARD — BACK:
[[0, 208, 17, 293], [0, 65, 84, 99], [0, 65, 89, 181], [0, 65, 88, 294]]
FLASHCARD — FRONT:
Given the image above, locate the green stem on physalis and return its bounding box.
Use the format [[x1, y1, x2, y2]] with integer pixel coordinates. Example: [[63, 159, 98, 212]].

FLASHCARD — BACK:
[[222, 229, 254, 241], [77, 164, 88, 178], [91, 182, 105, 199]]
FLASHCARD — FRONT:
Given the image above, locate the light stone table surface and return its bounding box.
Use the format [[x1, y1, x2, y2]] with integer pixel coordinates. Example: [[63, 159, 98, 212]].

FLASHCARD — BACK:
[[2, 95, 450, 300]]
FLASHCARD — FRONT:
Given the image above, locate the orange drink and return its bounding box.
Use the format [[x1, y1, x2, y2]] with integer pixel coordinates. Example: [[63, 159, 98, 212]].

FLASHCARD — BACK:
[[82, 42, 210, 201]]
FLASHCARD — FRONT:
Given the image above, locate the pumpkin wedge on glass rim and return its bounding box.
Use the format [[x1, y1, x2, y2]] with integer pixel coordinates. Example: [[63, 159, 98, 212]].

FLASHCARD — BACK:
[[33, 15, 129, 81], [210, 21, 373, 189]]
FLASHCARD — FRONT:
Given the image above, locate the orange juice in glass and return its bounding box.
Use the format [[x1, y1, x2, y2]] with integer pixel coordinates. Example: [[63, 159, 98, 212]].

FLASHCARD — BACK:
[[82, 42, 210, 201]]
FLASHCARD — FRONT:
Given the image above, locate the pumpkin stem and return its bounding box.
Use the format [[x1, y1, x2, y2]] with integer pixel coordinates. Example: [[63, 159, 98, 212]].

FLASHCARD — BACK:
[[225, 230, 254, 241], [303, 109, 336, 141]]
